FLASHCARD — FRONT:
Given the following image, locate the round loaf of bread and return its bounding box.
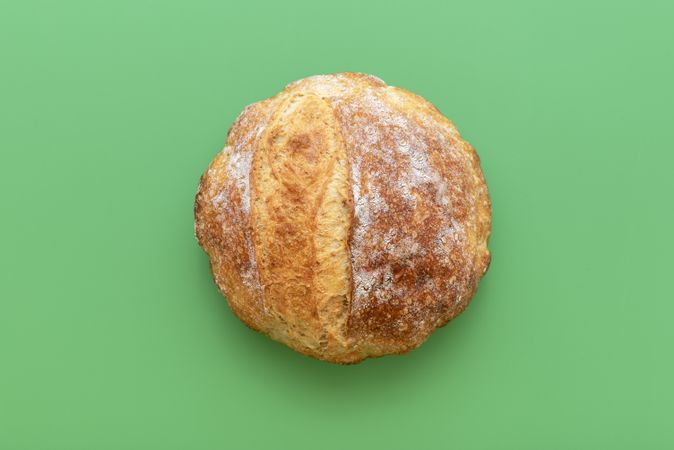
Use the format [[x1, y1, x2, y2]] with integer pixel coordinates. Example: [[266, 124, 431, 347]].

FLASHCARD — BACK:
[[195, 73, 491, 363]]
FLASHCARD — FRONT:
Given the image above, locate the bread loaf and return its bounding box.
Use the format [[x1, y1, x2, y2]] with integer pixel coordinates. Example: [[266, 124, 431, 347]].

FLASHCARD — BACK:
[[195, 73, 491, 363]]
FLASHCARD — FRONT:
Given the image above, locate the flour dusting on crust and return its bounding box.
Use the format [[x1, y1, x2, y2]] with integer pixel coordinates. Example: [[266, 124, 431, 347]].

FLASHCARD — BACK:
[[324, 82, 478, 344], [205, 101, 279, 293]]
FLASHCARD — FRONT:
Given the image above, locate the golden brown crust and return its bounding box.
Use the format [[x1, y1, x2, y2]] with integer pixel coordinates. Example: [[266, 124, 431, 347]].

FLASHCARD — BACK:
[[250, 92, 353, 359], [195, 73, 491, 363]]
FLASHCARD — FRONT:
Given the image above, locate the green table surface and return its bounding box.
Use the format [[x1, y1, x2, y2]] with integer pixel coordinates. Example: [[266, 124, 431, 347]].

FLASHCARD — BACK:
[[2, 1, 673, 449]]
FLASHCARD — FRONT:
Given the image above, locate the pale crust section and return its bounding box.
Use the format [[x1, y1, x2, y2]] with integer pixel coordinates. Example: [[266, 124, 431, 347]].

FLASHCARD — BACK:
[[195, 73, 491, 364], [250, 92, 352, 359], [312, 142, 353, 357]]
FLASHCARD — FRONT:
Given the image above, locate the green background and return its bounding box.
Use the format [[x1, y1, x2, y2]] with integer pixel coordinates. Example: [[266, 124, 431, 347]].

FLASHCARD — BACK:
[[2, 0, 673, 448]]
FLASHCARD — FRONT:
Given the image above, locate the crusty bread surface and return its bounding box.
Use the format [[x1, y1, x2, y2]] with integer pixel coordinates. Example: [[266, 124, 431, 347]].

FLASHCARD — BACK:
[[195, 73, 491, 363]]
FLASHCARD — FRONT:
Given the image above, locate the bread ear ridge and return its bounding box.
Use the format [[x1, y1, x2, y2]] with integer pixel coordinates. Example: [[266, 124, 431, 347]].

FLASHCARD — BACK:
[[249, 91, 355, 359]]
